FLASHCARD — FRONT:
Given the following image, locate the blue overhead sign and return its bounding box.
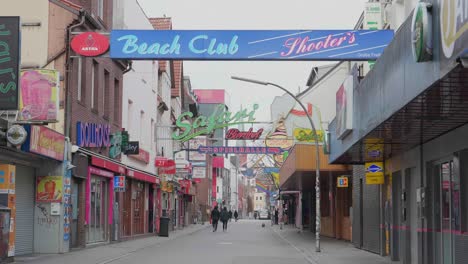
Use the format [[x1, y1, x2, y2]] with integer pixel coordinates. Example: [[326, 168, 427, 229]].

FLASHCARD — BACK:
[[110, 30, 394, 61]]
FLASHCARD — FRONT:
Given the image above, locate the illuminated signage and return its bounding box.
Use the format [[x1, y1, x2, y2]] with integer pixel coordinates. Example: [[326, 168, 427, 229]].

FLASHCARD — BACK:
[[110, 30, 394, 61], [0, 17, 20, 110], [71, 32, 110, 57], [76, 122, 111, 148], [197, 146, 282, 154], [172, 104, 259, 142], [225, 128, 263, 140]]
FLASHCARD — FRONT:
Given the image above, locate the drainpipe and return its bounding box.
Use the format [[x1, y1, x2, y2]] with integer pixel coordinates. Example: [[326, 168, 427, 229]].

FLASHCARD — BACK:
[[64, 12, 85, 139]]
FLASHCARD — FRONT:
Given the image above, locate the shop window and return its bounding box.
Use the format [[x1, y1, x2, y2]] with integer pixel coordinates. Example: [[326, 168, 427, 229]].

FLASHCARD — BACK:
[[457, 150, 468, 232]]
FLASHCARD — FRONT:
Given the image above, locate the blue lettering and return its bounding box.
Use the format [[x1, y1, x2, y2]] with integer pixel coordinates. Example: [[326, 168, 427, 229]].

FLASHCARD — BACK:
[[118, 35, 139, 54], [189, 35, 208, 54]]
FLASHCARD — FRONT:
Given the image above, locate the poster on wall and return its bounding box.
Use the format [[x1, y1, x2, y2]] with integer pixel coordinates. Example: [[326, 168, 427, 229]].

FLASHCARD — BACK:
[[63, 169, 72, 241], [0, 17, 20, 110], [18, 69, 60, 122], [36, 176, 63, 202]]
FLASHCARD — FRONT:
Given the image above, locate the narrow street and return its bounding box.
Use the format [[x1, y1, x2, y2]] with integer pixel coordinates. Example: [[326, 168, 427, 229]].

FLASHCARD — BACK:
[[15, 220, 392, 264]]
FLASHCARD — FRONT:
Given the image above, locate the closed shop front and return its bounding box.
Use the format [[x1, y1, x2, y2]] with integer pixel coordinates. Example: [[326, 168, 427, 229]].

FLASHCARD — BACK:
[[15, 165, 35, 255]]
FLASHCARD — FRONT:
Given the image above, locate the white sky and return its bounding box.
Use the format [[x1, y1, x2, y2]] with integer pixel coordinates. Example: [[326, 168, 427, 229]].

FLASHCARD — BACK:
[[138, 0, 367, 121]]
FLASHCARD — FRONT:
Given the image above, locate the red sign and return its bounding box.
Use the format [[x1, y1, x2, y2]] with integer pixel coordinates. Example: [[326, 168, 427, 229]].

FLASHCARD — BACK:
[[71, 32, 110, 57], [130, 148, 150, 164], [127, 169, 158, 184], [155, 156, 168, 167], [179, 179, 191, 194], [160, 159, 176, 174], [91, 156, 126, 174], [27, 125, 65, 161], [226, 128, 263, 140]]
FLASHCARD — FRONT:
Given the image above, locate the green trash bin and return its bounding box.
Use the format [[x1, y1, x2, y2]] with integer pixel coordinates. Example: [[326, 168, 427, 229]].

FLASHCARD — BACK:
[[159, 217, 170, 237]]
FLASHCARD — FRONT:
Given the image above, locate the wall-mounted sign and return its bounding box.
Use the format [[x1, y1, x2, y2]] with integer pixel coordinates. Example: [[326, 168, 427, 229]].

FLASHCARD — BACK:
[[173, 104, 259, 142], [336, 75, 354, 140], [191, 161, 206, 167], [160, 159, 176, 175], [76, 122, 111, 148], [19, 69, 60, 122], [364, 138, 384, 160], [364, 2, 383, 30], [71, 32, 110, 57], [22, 125, 65, 161], [440, 0, 467, 60], [192, 167, 206, 179], [188, 136, 207, 161], [113, 176, 126, 192], [129, 147, 149, 164], [0, 17, 20, 110], [125, 141, 139, 155], [411, 2, 433, 62], [36, 176, 63, 202], [197, 146, 282, 154], [293, 128, 324, 143], [155, 156, 168, 167], [6, 125, 27, 146], [121, 130, 129, 152], [265, 117, 293, 167], [110, 29, 394, 61], [365, 162, 384, 185], [109, 132, 122, 159], [337, 176, 349, 188], [225, 128, 263, 140]]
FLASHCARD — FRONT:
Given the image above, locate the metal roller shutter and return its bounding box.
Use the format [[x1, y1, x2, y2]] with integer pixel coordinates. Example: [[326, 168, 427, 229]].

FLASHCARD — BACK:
[[15, 166, 34, 255]]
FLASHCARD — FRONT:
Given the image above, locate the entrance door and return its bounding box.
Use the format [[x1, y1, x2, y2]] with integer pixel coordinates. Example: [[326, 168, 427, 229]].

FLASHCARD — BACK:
[[433, 159, 460, 264], [88, 176, 108, 243], [133, 181, 144, 235], [148, 185, 154, 233]]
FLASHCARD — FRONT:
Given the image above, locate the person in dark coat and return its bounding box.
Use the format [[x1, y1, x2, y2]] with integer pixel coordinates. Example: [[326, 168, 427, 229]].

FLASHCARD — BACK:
[[220, 207, 230, 231], [275, 209, 279, 225], [211, 206, 220, 232], [228, 210, 233, 222], [234, 210, 239, 222]]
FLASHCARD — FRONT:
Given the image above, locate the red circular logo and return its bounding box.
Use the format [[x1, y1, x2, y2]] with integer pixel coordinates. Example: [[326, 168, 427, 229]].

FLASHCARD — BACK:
[[71, 32, 109, 57]]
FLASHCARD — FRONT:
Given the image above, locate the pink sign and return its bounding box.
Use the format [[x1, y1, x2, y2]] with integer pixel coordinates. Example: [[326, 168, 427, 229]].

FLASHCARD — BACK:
[[28, 125, 65, 161], [130, 148, 150, 164], [193, 89, 225, 104]]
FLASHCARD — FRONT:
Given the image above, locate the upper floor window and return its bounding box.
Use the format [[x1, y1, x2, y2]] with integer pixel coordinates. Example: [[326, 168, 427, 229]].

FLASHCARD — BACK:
[[97, 0, 104, 19]]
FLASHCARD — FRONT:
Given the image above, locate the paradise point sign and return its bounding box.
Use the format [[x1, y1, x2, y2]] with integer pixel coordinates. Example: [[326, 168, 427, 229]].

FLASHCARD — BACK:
[[110, 30, 394, 61], [173, 104, 259, 142]]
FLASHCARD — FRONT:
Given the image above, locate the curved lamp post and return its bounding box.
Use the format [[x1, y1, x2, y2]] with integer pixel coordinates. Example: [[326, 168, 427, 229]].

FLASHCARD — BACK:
[[231, 76, 321, 252]]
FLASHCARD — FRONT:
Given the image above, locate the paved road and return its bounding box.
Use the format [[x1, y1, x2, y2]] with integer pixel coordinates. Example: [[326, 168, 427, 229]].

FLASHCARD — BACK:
[[109, 220, 308, 264]]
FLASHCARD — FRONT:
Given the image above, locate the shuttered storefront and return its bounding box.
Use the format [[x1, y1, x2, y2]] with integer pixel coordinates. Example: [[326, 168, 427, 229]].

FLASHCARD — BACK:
[[15, 165, 35, 255]]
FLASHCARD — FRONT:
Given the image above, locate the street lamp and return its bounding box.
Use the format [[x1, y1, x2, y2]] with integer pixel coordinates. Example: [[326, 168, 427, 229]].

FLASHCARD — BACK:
[[231, 76, 321, 252]]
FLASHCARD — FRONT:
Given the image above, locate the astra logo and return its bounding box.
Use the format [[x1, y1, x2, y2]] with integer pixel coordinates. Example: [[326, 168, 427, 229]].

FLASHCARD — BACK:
[[366, 164, 382, 173], [440, 0, 468, 58]]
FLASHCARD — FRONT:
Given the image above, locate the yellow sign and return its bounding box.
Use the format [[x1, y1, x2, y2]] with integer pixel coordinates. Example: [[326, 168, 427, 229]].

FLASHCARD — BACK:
[[271, 172, 280, 187], [365, 162, 384, 185], [337, 176, 349, 187], [364, 138, 384, 160], [293, 128, 324, 143]]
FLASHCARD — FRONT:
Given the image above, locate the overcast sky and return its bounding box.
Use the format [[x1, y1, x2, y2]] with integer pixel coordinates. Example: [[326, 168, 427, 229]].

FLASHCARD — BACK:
[[138, 0, 367, 121]]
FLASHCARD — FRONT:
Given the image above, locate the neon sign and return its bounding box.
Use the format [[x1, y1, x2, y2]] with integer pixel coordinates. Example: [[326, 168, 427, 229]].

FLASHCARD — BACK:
[[172, 104, 259, 142], [225, 128, 263, 140]]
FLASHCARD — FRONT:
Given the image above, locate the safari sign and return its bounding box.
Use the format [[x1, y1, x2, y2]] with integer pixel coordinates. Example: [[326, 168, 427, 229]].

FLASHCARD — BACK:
[[110, 30, 394, 61]]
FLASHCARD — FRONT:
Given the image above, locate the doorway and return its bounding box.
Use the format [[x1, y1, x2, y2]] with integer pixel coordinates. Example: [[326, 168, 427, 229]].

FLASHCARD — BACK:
[[432, 158, 460, 264], [87, 176, 109, 244]]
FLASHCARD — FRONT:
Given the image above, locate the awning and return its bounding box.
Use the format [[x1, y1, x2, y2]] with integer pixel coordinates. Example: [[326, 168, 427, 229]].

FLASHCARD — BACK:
[[332, 64, 468, 164], [127, 168, 160, 184]]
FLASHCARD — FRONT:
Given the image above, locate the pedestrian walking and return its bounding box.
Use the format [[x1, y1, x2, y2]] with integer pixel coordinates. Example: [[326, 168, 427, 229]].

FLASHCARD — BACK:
[[275, 209, 279, 225], [211, 206, 220, 232], [228, 210, 233, 222], [220, 207, 229, 231], [234, 210, 239, 222], [254, 211, 258, 220]]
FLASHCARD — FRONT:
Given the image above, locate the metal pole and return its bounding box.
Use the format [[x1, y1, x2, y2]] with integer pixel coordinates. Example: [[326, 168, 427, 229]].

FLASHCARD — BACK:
[[231, 76, 321, 252], [266, 83, 321, 252]]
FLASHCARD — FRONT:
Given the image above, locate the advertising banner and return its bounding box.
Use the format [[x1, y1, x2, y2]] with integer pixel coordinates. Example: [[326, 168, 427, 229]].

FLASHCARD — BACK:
[[36, 176, 63, 202], [110, 30, 394, 61], [19, 69, 60, 122], [198, 146, 282, 154], [63, 169, 72, 241], [336, 75, 354, 140], [22, 125, 65, 161], [188, 136, 207, 161], [192, 167, 206, 179], [0, 17, 20, 110]]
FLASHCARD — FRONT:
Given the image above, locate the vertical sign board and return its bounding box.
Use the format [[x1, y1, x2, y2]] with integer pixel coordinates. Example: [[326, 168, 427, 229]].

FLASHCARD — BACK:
[[365, 162, 384, 185], [0, 165, 16, 257], [336, 75, 354, 140], [0, 17, 20, 110], [63, 169, 72, 241]]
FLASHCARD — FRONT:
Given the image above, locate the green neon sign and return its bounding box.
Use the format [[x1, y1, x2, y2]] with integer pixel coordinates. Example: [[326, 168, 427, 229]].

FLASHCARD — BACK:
[[172, 104, 259, 142]]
